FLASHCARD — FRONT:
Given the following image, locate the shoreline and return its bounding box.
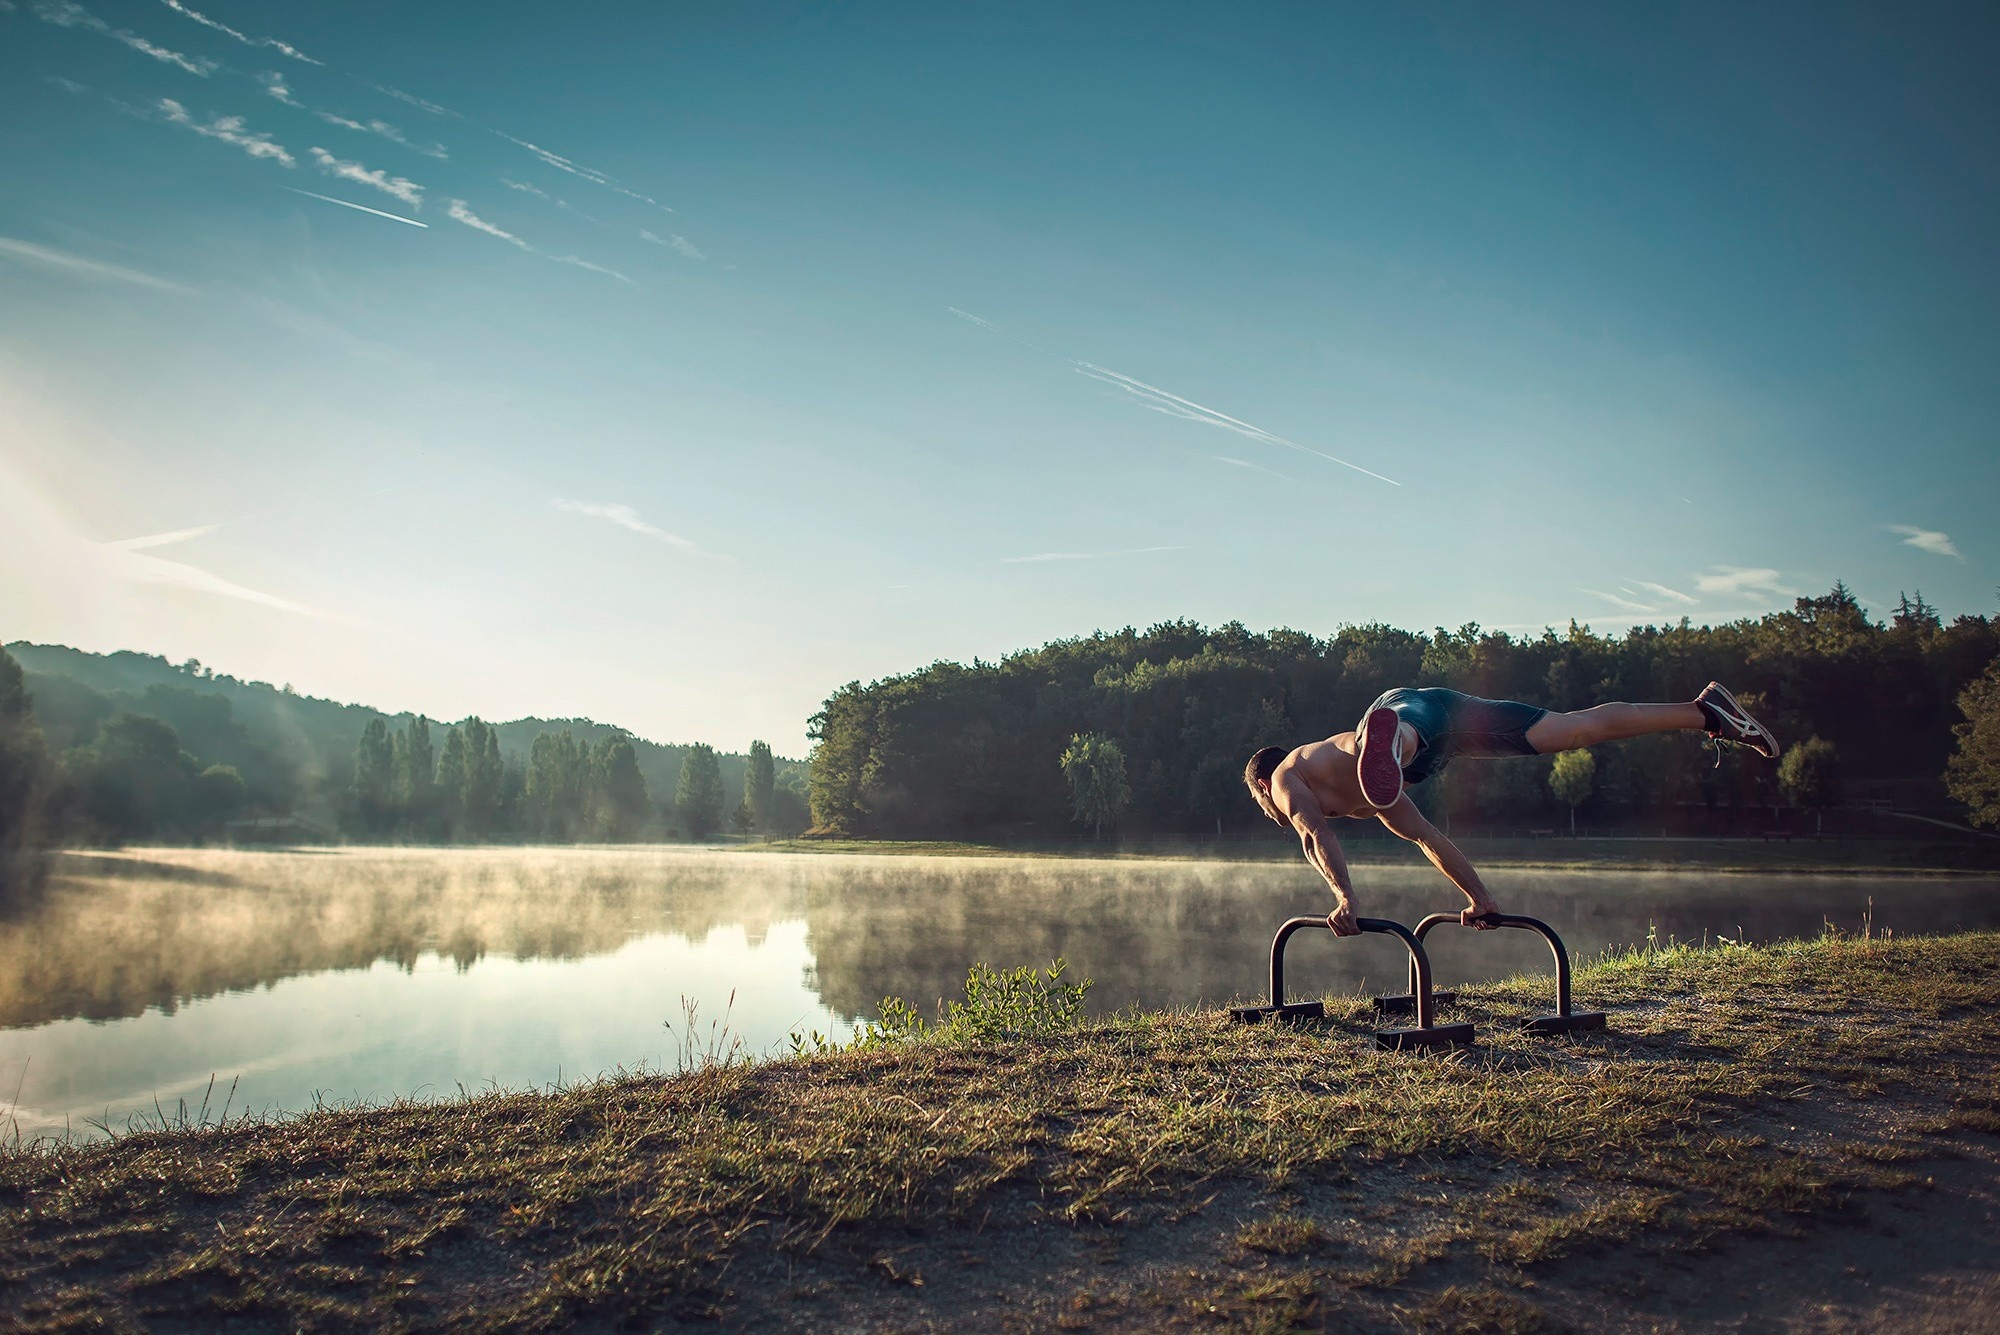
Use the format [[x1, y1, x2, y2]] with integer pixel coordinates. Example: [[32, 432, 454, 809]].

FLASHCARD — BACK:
[[6, 931, 1998, 1330], [49, 835, 2000, 879]]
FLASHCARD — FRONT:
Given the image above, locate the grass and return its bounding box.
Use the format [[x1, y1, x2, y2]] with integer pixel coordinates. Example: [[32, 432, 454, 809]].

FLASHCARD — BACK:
[[2, 930, 1997, 1330]]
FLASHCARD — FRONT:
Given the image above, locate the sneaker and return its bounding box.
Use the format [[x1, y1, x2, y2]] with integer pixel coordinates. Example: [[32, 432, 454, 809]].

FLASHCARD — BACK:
[[1356, 706, 1404, 808], [1696, 682, 1781, 760]]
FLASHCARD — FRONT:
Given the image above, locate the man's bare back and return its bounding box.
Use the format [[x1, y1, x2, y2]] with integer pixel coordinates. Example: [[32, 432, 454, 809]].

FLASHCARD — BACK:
[[1273, 727, 1397, 821], [1256, 722, 1502, 937]]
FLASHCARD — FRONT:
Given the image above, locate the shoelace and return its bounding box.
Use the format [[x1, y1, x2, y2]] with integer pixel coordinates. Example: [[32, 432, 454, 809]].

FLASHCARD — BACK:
[[1707, 729, 1762, 767]]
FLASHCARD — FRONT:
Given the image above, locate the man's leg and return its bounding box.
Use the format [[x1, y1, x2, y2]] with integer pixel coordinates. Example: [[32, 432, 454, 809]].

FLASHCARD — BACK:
[[1525, 701, 1705, 754]]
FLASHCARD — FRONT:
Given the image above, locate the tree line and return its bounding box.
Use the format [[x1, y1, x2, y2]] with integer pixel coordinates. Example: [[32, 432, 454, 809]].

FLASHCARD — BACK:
[[344, 717, 795, 843], [807, 587, 2000, 840]]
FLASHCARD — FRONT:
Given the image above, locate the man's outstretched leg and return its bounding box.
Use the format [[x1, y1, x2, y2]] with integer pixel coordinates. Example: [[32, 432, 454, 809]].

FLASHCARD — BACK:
[[1525, 682, 1780, 759]]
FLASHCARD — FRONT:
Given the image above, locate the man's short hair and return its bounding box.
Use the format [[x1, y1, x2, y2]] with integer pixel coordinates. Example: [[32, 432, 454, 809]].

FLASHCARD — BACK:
[[1244, 746, 1288, 824]]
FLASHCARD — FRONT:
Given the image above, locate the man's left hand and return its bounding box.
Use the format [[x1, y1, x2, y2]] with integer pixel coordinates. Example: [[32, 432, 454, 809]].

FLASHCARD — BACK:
[[1461, 903, 1502, 930]]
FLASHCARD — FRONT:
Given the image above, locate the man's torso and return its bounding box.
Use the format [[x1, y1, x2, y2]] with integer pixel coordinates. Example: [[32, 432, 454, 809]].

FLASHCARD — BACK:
[[1276, 734, 1374, 821]]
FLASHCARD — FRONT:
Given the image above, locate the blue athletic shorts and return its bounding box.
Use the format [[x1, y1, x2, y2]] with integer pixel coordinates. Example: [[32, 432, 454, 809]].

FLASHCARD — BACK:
[[1367, 687, 1549, 785]]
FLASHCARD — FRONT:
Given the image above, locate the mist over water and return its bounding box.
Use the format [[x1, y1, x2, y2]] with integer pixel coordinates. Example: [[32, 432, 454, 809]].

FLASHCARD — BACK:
[[4, 847, 1996, 1139]]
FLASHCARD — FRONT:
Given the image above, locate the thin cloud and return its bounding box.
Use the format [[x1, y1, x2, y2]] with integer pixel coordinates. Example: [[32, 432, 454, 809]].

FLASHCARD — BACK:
[[1215, 455, 1302, 485], [552, 499, 718, 558], [447, 199, 530, 249], [35, 0, 218, 75], [1888, 525, 1964, 561], [1074, 361, 1402, 488], [371, 83, 457, 119], [1000, 545, 1184, 565], [447, 201, 626, 280], [1583, 589, 1656, 614], [496, 133, 672, 212], [502, 177, 594, 221], [307, 146, 423, 207], [116, 548, 323, 615], [314, 110, 448, 160], [640, 229, 705, 260], [111, 523, 218, 550], [157, 0, 319, 63], [1695, 566, 1796, 599], [949, 307, 1399, 488], [0, 235, 192, 291], [552, 255, 631, 283], [286, 187, 427, 228], [946, 306, 1002, 333], [100, 524, 325, 616], [1630, 579, 1698, 606], [158, 98, 295, 165], [257, 70, 297, 104]]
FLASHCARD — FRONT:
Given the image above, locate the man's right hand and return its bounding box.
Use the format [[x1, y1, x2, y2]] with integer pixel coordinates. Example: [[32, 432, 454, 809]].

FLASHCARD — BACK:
[[1327, 901, 1360, 936]]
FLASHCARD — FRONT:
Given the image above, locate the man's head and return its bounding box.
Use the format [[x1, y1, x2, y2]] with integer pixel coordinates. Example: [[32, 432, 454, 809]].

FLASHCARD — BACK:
[[1244, 746, 1288, 825]]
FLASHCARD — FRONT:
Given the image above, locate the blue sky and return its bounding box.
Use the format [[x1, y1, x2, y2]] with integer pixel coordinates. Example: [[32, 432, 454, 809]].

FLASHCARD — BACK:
[[1, 1, 1993, 751]]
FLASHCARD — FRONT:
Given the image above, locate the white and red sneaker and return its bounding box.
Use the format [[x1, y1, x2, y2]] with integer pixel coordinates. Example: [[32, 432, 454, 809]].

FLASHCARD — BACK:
[[1356, 706, 1405, 809], [1696, 682, 1781, 760]]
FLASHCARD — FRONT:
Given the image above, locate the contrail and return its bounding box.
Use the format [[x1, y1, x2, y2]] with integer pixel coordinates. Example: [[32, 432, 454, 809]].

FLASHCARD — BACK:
[[285, 187, 428, 228], [1072, 361, 1401, 487], [948, 308, 1399, 487]]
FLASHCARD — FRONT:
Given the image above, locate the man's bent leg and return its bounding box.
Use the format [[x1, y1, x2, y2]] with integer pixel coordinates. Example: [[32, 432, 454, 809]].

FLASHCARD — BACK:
[[1525, 701, 1705, 754]]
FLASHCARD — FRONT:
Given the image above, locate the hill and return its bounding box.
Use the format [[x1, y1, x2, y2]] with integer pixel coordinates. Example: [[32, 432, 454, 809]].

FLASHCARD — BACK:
[[5, 642, 808, 838]]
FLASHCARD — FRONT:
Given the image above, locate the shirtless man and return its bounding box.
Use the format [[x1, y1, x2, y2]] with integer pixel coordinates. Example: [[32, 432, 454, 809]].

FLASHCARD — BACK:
[[1244, 683, 1781, 935]]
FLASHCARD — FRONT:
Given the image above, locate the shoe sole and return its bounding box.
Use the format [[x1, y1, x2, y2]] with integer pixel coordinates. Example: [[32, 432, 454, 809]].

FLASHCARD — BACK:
[[1357, 707, 1404, 809], [1702, 682, 1782, 760]]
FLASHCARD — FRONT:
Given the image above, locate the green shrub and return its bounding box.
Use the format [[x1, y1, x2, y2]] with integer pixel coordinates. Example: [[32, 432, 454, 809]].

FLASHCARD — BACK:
[[847, 959, 1092, 1049]]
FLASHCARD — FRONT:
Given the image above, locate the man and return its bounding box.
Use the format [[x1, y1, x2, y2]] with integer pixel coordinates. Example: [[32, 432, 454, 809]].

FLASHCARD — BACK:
[[1243, 683, 1780, 935]]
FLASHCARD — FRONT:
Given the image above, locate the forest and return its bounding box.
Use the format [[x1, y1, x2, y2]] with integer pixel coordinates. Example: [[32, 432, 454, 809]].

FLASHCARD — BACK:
[[806, 587, 2000, 841], [0, 641, 808, 882]]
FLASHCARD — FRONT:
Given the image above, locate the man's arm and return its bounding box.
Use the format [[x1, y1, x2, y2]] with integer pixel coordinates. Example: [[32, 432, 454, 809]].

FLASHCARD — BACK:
[[1375, 793, 1502, 927], [1277, 774, 1363, 935]]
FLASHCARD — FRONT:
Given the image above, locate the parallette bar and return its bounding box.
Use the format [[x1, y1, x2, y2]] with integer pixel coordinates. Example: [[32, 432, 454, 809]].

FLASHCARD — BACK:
[[1227, 914, 1475, 1052], [1383, 911, 1607, 1036]]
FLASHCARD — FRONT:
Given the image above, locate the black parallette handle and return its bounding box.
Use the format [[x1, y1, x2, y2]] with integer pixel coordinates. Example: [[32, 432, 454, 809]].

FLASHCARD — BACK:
[[1406, 911, 1576, 1018], [1267, 915, 1443, 1030]]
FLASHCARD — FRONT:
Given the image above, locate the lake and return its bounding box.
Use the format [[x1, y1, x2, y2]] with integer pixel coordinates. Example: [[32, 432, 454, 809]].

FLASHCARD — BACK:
[[4, 846, 1996, 1140]]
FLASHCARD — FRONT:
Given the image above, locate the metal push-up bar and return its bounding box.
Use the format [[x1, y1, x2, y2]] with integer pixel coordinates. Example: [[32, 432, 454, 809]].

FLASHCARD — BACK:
[[1226, 916, 1476, 1052], [1372, 912, 1607, 1035]]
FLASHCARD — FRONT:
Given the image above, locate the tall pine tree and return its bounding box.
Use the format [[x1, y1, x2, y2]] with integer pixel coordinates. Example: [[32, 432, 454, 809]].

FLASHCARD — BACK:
[[353, 718, 394, 834], [396, 716, 435, 835], [745, 739, 776, 833], [675, 743, 726, 841], [594, 733, 651, 840], [459, 718, 503, 837], [435, 726, 468, 838]]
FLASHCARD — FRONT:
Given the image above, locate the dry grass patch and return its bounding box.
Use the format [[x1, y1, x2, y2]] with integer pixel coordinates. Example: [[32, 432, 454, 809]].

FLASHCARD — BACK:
[[1234, 1212, 1327, 1256]]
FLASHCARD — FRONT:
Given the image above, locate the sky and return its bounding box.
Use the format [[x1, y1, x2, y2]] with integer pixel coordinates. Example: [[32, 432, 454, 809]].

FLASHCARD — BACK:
[[1, 1, 1995, 753]]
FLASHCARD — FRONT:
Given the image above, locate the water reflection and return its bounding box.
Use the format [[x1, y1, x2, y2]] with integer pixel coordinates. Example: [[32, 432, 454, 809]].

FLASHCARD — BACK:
[[2, 847, 1995, 1138]]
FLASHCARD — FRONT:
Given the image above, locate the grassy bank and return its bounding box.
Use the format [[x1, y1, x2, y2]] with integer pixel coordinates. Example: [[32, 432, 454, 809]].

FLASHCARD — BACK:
[[4, 933, 1999, 1331]]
